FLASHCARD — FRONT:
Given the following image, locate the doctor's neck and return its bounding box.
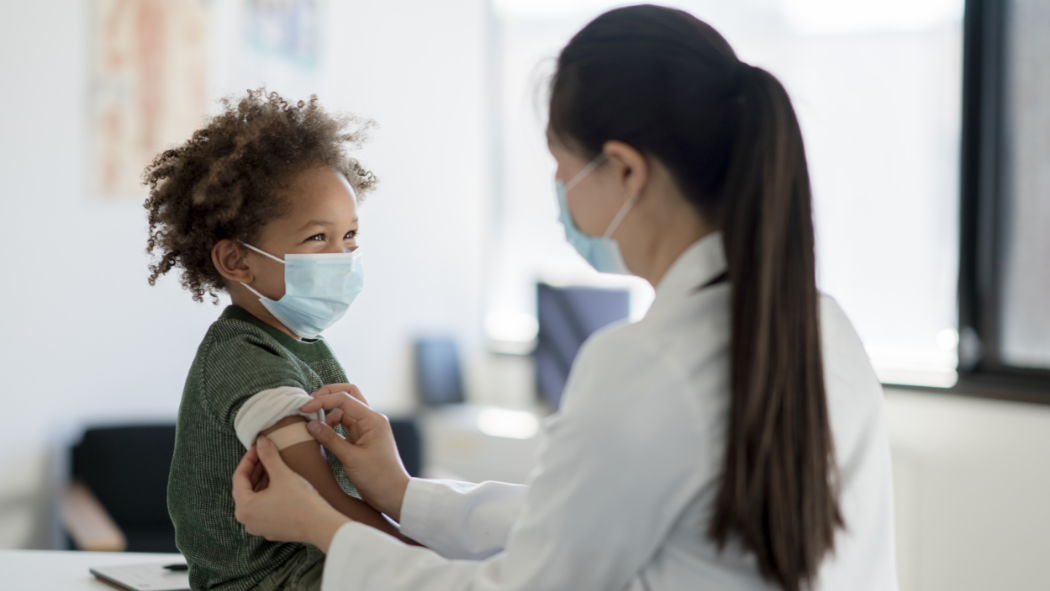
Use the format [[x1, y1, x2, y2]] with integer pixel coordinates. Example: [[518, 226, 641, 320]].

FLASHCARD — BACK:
[[609, 152, 718, 288]]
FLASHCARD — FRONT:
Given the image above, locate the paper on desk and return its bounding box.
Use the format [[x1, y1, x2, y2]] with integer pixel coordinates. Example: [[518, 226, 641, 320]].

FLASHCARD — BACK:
[[90, 563, 190, 591]]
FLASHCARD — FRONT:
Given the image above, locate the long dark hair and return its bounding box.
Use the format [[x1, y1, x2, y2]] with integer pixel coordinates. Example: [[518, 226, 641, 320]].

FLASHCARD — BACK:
[[548, 6, 842, 590]]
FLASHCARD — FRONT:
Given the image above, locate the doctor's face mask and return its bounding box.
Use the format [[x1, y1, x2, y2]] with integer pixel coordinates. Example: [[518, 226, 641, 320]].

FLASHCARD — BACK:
[[555, 155, 640, 275]]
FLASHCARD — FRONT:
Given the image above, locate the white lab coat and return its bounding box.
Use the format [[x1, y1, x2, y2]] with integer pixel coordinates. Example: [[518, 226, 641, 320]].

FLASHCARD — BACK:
[[320, 233, 898, 591]]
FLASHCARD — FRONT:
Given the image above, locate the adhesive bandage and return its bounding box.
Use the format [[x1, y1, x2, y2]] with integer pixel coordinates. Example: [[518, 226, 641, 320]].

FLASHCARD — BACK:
[[264, 422, 315, 450], [234, 386, 322, 450]]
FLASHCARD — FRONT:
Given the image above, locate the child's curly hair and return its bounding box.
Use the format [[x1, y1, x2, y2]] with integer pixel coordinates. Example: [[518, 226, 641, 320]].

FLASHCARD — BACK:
[[144, 88, 377, 303]]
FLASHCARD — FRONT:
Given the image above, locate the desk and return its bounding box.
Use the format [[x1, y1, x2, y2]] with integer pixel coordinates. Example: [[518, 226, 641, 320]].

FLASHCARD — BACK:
[[0, 549, 183, 590]]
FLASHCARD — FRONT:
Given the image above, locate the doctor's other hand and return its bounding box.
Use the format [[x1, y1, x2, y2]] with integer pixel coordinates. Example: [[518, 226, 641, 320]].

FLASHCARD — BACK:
[[310, 383, 369, 406], [300, 393, 410, 523], [307, 383, 369, 440], [232, 437, 350, 553]]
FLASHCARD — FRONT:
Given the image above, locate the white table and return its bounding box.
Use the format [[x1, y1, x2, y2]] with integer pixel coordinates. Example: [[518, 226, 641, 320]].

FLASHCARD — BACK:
[[0, 549, 184, 590]]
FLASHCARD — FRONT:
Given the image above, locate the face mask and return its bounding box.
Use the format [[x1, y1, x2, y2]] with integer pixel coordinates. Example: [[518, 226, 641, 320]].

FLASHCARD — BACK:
[[556, 155, 641, 275], [239, 243, 364, 339]]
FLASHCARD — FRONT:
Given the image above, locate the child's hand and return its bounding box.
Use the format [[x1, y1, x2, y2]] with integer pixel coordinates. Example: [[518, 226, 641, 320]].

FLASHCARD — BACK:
[[299, 393, 411, 523], [232, 437, 349, 553]]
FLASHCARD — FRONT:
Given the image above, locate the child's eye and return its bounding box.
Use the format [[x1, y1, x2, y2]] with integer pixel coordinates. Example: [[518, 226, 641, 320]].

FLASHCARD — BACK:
[[307, 234, 325, 242], [345, 230, 357, 240]]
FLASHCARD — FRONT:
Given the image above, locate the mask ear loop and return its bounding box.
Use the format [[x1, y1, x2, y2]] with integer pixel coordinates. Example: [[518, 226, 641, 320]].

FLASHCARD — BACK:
[[240, 242, 288, 265], [240, 282, 269, 301], [602, 191, 641, 240], [238, 242, 287, 300], [562, 154, 639, 239], [564, 154, 606, 192]]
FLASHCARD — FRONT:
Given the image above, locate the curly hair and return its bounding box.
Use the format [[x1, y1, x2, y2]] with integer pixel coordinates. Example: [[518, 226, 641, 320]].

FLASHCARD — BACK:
[[144, 88, 377, 303]]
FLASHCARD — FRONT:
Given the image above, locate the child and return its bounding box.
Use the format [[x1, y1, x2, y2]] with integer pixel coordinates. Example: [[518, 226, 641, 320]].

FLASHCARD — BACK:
[[145, 89, 397, 591]]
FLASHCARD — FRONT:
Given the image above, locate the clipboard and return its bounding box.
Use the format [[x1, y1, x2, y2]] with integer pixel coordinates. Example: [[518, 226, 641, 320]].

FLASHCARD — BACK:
[[89, 563, 190, 591]]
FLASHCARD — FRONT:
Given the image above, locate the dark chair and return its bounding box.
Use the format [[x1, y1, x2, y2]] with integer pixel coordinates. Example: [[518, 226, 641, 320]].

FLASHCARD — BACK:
[[389, 418, 423, 477], [60, 420, 422, 553], [414, 337, 465, 406], [62, 425, 178, 553]]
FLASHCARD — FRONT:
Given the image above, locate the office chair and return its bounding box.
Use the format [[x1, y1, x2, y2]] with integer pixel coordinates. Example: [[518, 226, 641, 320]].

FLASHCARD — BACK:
[[62, 424, 178, 552], [388, 418, 423, 478], [60, 420, 423, 552]]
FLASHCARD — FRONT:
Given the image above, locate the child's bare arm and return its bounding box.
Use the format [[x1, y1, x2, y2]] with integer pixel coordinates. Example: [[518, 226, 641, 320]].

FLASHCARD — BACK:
[[259, 416, 419, 545]]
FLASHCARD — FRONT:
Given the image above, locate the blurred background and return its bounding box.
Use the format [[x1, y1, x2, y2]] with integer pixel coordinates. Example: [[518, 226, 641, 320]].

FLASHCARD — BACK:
[[0, 0, 1048, 589]]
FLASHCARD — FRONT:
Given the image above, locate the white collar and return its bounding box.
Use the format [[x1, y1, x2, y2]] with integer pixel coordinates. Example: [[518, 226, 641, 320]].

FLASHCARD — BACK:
[[651, 231, 727, 312]]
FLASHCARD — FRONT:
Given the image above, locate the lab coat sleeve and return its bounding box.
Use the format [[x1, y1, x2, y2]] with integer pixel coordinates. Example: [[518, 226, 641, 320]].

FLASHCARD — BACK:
[[398, 478, 528, 559], [321, 329, 712, 591]]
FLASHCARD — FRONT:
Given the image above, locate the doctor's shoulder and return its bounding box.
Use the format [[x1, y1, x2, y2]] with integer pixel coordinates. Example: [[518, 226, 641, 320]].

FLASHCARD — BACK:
[[816, 293, 881, 390], [815, 293, 888, 443], [562, 312, 716, 409]]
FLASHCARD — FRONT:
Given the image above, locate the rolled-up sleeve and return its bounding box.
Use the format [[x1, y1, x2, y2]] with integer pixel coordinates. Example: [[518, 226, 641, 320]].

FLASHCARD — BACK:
[[232, 386, 324, 449]]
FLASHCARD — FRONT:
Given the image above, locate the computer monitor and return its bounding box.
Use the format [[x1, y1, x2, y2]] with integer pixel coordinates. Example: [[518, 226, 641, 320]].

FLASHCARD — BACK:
[[414, 337, 465, 406], [535, 283, 630, 409]]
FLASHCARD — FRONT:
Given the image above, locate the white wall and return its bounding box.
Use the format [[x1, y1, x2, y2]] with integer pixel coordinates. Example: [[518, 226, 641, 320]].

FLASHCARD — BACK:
[[3, 7, 1049, 590], [417, 387, 1050, 591], [0, 0, 489, 548], [886, 388, 1050, 591]]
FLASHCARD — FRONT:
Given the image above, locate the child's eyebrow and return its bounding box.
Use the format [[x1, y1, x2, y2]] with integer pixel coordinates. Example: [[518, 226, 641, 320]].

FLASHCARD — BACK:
[[297, 217, 359, 232]]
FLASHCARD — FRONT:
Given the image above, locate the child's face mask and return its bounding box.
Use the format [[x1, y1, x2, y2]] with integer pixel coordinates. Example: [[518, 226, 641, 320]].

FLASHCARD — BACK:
[[239, 243, 364, 339]]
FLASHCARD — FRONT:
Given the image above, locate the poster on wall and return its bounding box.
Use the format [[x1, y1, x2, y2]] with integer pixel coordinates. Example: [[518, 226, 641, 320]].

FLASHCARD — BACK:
[[244, 0, 321, 68], [92, 0, 208, 200], [234, 0, 324, 99]]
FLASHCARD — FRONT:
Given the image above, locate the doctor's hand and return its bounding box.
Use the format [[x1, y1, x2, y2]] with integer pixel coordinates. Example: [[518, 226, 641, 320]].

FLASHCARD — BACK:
[[232, 437, 350, 554], [306, 383, 370, 441], [299, 391, 411, 523]]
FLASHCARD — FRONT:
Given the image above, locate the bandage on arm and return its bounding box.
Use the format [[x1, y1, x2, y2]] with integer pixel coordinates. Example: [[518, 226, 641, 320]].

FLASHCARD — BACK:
[[234, 386, 321, 450], [265, 422, 315, 450], [259, 416, 414, 543]]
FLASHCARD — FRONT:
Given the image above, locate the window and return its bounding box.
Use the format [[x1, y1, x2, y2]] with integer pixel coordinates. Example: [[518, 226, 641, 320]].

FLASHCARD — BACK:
[[959, 0, 1050, 400], [998, 0, 1050, 368], [487, 0, 965, 388]]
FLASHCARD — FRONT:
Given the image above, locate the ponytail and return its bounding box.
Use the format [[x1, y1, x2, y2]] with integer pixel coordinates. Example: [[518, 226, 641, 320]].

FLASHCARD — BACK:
[[549, 6, 842, 591], [709, 64, 842, 591]]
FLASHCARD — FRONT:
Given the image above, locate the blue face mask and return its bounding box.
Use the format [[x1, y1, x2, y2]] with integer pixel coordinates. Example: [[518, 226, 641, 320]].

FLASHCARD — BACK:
[[556, 155, 640, 275], [239, 243, 364, 339]]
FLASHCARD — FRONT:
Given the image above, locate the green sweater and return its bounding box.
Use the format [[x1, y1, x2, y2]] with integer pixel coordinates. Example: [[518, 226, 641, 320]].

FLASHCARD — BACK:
[[168, 305, 358, 591]]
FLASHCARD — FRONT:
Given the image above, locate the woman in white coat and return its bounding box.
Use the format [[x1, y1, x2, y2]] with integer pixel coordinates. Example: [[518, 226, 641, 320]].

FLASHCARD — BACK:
[[231, 5, 898, 591]]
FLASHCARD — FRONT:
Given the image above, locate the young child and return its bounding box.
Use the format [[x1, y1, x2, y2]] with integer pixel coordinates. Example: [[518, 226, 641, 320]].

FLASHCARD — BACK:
[[145, 89, 397, 591]]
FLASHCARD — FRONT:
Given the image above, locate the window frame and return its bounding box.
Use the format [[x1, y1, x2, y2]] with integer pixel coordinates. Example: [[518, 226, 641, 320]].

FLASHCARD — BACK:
[[955, 0, 1050, 404], [487, 0, 1050, 404]]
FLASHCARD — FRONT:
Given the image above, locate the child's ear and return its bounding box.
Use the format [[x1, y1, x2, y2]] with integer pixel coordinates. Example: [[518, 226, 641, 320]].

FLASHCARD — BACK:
[[212, 239, 254, 283]]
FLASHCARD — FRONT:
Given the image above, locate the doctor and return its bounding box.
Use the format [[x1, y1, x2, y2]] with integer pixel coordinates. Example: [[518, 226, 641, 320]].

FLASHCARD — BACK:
[[232, 5, 898, 591]]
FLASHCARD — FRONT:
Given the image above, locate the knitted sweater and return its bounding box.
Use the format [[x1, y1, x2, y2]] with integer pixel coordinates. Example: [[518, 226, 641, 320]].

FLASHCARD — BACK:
[[168, 305, 358, 591]]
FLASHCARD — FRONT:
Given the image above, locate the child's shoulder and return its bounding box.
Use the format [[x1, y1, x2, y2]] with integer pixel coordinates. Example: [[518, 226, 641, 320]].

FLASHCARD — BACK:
[[200, 305, 338, 362], [186, 306, 321, 426], [200, 306, 294, 359], [194, 305, 330, 380]]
